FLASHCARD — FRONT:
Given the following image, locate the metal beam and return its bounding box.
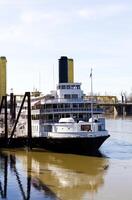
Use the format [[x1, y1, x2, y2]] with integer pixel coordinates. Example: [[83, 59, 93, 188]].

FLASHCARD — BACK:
[[0, 96, 4, 114]]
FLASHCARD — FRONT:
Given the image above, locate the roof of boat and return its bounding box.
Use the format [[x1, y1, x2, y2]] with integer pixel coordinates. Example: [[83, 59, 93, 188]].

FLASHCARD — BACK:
[[59, 117, 75, 123]]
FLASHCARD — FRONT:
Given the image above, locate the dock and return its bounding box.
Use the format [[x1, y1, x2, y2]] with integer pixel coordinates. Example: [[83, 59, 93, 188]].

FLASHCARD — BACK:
[[0, 92, 33, 149]]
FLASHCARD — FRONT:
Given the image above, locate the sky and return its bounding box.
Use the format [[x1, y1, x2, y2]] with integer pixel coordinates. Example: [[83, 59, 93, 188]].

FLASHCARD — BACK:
[[0, 0, 132, 98]]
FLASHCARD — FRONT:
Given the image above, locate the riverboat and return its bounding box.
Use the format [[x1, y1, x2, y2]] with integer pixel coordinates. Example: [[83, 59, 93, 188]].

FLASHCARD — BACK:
[[16, 56, 110, 153]]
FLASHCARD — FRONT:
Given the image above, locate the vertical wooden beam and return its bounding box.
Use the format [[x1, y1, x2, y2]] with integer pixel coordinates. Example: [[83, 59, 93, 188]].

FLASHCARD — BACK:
[[26, 92, 32, 149], [4, 96, 8, 140], [10, 93, 16, 122], [10, 92, 14, 119], [13, 95, 16, 120]]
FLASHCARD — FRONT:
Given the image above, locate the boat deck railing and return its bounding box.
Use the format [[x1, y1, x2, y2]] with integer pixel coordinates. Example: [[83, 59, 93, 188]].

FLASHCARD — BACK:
[[41, 98, 97, 104], [39, 108, 103, 114]]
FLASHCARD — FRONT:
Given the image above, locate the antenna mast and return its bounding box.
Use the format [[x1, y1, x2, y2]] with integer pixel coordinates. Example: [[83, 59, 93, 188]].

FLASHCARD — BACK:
[[90, 68, 93, 125]]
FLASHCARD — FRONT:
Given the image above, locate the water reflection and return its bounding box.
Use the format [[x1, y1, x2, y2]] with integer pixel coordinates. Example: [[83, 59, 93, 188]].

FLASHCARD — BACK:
[[0, 150, 109, 200], [0, 154, 7, 199]]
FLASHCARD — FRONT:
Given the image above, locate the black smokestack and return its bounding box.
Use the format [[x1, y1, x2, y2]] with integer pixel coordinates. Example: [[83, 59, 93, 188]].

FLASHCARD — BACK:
[[59, 56, 68, 83]]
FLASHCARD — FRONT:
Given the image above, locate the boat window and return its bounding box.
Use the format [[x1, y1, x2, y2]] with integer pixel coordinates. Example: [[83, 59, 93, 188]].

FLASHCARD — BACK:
[[67, 85, 70, 89], [62, 85, 66, 89], [71, 85, 75, 89], [53, 104, 57, 108], [98, 125, 102, 131], [79, 103, 83, 108], [65, 103, 70, 108], [81, 125, 91, 131], [73, 104, 78, 108], [72, 94, 78, 99], [64, 94, 71, 99], [77, 85, 80, 89]]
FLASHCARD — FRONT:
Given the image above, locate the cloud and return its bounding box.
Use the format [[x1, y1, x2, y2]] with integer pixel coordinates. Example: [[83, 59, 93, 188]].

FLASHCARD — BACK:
[[0, 0, 132, 95], [0, 0, 39, 5], [0, 24, 31, 44], [20, 9, 72, 26], [20, 11, 53, 23], [78, 9, 96, 20], [0, 10, 61, 45], [78, 3, 131, 20]]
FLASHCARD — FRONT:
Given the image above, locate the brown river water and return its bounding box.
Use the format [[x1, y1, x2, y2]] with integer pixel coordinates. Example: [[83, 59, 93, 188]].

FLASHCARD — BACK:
[[0, 117, 132, 200]]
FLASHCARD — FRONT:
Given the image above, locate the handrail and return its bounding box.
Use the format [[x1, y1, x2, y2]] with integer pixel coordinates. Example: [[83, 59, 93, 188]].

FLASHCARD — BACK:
[[39, 107, 103, 113]]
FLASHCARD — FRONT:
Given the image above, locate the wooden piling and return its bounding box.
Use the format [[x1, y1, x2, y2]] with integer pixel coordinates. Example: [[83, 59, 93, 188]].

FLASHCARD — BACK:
[[26, 92, 32, 150], [4, 96, 8, 140]]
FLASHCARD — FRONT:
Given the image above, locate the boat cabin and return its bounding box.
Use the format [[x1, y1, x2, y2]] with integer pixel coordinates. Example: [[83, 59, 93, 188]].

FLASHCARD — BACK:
[[51, 117, 106, 133]]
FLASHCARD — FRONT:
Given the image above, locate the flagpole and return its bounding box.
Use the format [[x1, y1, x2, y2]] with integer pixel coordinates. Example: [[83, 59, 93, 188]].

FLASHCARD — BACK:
[[90, 68, 93, 128]]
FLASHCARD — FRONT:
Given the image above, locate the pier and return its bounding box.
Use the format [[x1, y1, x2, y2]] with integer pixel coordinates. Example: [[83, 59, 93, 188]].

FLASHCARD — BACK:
[[0, 92, 33, 149]]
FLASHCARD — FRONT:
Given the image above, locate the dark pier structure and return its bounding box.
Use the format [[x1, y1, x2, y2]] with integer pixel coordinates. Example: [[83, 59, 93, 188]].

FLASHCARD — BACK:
[[0, 92, 32, 149]]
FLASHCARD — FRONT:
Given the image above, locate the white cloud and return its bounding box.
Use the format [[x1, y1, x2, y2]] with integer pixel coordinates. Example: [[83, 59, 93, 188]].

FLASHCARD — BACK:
[[78, 3, 131, 20], [20, 11, 53, 23], [0, 0, 40, 5], [78, 9, 96, 20], [20, 9, 72, 26]]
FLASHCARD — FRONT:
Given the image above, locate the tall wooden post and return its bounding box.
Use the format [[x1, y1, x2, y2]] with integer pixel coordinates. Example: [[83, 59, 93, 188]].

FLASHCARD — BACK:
[[10, 93, 14, 119], [27, 92, 32, 149], [13, 95, 16, 120], [4, 96, 8, 141], [10, 93, 16, 122]]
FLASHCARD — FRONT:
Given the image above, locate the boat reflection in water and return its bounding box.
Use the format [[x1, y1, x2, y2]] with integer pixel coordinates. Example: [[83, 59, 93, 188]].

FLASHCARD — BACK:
[[0, 150, 109, 200]]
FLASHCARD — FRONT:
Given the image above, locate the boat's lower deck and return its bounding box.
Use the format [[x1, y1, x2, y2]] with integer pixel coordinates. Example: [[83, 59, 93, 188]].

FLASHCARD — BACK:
[[0, 135, 110, 154]]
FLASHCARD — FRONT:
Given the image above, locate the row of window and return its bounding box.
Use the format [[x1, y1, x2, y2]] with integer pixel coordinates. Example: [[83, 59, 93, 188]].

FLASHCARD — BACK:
[[57, 85, 80, 90], [32, 113, 91, 121], [33, 104, 98, 110], [64, 94, 78, 99]]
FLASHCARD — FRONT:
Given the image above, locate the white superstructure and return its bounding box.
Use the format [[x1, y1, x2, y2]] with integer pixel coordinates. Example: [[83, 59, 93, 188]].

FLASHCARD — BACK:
[[57, 83, 83, 100]]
